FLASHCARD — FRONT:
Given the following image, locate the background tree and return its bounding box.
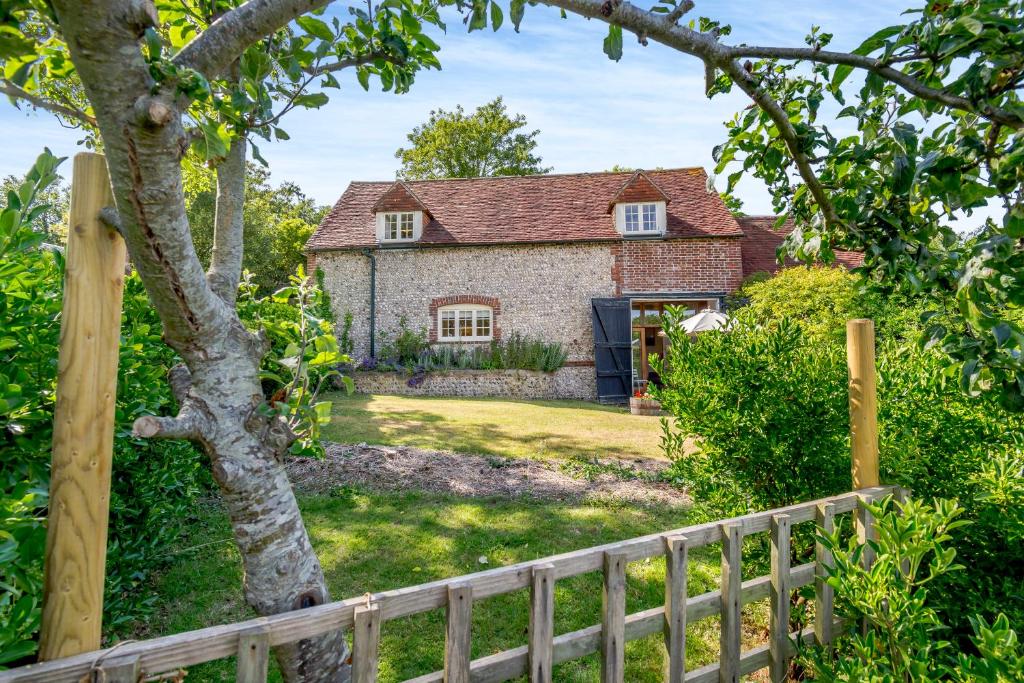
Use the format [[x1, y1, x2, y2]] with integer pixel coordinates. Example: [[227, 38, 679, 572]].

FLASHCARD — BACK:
[[0, 0, 446, 679], [0, 172, 69, 244], [395, 96, 551, 178], [483, 0, 1024, 409], [183, 159, 325, 293]]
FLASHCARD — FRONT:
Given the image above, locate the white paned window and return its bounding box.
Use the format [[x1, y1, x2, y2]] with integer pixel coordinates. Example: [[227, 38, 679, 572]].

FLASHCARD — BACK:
[[616, 201, 665, 235], [438, 304, 493, 341], [384, 211, 415, 240]]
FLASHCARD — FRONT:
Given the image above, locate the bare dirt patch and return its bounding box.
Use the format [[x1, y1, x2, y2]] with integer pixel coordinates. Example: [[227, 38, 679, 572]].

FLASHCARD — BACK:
[[287, 442, 689, 508]]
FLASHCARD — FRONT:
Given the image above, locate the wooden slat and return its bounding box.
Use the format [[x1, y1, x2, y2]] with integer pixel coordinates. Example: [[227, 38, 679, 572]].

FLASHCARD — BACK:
[[404, 563, 821, 683], [814, 502, 836, 646], [97, 655, 140, 683], [684, 623, 836, 683], [664, 535, 688, 683], [719, 523, 742, 683], [0, 489, 891, 683], [769, 515, 791, 683], [444, 583, 472, 683], [601, 551, 627, 683], [856, 493, 877, 570], [236, 625, 270, 683], [353, 604, 381, 683], [528, 563, 555, 683]]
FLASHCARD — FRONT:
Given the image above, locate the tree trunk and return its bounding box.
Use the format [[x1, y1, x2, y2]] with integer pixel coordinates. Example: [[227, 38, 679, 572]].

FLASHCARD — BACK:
[[49, 1, 350, 680]]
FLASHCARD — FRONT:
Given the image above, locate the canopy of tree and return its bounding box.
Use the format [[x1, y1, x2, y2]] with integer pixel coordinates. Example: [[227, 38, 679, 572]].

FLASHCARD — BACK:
[[395, 96, 550, 178]]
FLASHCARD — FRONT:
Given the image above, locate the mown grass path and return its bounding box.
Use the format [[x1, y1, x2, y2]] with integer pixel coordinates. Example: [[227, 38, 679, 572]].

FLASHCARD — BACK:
[[321, 393, 666, 462]]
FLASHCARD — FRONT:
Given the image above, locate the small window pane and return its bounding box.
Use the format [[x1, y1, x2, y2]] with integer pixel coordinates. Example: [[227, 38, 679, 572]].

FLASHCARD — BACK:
[[642, 204, 658, 231], [441, 311, 456, 338], [624, 205, 640, 232], [458, 311, 473, 337], [400, 212, 414, 239], [476, 311, 491, 338], [385, 214, 398, 240]]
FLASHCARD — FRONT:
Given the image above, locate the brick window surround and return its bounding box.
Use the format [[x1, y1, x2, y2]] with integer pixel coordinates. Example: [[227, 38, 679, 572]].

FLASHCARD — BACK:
[[429, 295, 502, 342]]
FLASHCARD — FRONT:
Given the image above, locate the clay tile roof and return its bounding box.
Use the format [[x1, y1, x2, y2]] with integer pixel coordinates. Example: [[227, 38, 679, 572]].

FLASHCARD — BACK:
[[606, 170, 670, 213], [371, 180, 432, 218], [307, 167, 745, 251], [736, 215, 864, 277]]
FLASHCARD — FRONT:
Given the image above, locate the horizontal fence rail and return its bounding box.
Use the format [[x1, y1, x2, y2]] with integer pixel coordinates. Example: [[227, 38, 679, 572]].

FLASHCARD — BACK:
[[0, 486, 894, 683]]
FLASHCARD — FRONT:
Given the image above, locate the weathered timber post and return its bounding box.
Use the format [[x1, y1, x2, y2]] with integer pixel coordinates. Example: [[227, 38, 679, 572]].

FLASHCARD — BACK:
[[846, 319, 879, 488], [38, 152, 126, 660]]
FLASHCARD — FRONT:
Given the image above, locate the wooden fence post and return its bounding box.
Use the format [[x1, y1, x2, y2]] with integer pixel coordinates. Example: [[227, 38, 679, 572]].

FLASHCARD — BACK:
[[445, 582, 473, 683], [769, 515, 792, 683], [353, 603, 381, 683], [719, 523, 742, 683], [814, 503, 836, 647], [601, 551, 627, 683], [847, 319, 879, 489], [529, 563, 555, 683], [39, 152, 126, 660], [663, 535, 688, 683]]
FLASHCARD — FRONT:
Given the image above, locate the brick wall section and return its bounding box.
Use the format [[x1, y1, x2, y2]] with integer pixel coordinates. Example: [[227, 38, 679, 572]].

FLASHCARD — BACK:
[[306, 251, 318, 274], [613, 238, 744, 294], [428, 294, 503, 342], [372, 182, 426, 213]]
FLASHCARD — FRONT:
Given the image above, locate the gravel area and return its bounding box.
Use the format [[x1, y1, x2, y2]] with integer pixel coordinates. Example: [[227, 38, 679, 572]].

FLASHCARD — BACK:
[[286, 442, 690, 508]]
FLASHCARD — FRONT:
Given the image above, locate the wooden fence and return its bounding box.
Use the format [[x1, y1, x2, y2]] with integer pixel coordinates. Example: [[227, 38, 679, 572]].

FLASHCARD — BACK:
[[0, 485, 894, 683]]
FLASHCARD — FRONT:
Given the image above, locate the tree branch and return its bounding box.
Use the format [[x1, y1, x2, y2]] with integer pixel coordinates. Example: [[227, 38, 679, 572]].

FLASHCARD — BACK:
[[173, 0, 335, 80], [726, 46, 1023, 129], [306, 51, 402, 76], [535, 0, 845, 228], [0, 80, 97, 127]]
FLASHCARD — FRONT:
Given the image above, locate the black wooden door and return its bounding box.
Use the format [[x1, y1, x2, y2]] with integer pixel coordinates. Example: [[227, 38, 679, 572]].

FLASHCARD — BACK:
[[591, 298, 632, 404]]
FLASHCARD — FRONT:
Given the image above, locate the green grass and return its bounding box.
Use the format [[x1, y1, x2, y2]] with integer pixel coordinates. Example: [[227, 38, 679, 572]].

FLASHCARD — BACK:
[[137, 489, 768, 682], [321, 393, 666, 462]]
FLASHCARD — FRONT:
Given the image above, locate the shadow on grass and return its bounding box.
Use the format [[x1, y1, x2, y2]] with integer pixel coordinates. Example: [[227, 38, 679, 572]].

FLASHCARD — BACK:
[[139, 488, 724, 683], [321, 393, 662, 462]]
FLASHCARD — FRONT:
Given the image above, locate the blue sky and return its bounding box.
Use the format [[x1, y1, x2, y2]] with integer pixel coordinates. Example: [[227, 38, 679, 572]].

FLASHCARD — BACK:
[[0, 1, 912, 213]]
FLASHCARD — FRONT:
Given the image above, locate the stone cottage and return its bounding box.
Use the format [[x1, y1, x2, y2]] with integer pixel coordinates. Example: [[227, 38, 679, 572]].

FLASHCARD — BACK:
[[306, 168, 857, 402]]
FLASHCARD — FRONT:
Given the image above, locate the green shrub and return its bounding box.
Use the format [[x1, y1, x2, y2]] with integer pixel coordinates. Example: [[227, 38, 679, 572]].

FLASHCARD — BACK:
[[802, 496, 1023, 681], [0, 151, 210, 663], [377, 317, 429, 368], [656, 313, 850, 514]]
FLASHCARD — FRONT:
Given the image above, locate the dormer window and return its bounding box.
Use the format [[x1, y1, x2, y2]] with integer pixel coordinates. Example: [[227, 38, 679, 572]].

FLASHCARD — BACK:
[[615, 201, 666, 236], [376, 210, 423, 243], [385, 212, 414, 240]]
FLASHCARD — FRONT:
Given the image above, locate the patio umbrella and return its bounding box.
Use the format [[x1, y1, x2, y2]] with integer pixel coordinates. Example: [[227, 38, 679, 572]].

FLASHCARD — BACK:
[[678, 310, 732, 334]]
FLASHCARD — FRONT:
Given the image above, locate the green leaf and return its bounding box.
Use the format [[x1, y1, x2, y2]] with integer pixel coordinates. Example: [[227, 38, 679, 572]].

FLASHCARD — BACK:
[[296, 15, 335, 41], [490, 1, 503, 31], [356, 66, 371, 91], [293, 92, 329, 108], [510, 0, 526, 31], [603, 24, 623, 62]]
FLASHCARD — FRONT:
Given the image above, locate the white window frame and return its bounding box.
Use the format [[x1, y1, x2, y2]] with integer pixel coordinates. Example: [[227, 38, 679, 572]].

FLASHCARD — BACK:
[[438, 303, 493, 342], [376, 210, 423, 243], [614, 201, 666, 236]]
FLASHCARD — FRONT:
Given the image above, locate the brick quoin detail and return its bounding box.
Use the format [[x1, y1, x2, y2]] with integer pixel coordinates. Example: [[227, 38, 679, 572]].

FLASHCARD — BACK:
[[428, 294, 502, 343], [306, 251, 318, 274], [612, 239, 744, 295]]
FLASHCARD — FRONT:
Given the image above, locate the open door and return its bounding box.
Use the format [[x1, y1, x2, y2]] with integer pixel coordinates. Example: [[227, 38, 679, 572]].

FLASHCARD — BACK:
[[591, 298, 632, 404]]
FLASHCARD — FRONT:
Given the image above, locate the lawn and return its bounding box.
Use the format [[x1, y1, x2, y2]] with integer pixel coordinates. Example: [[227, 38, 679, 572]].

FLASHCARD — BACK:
[[138, 489, 769, 682], [321, 393, 666, 461]]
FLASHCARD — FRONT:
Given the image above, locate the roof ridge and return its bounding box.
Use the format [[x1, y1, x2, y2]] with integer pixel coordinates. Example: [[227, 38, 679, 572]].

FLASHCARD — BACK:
[[346, 167, 708, 185]]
